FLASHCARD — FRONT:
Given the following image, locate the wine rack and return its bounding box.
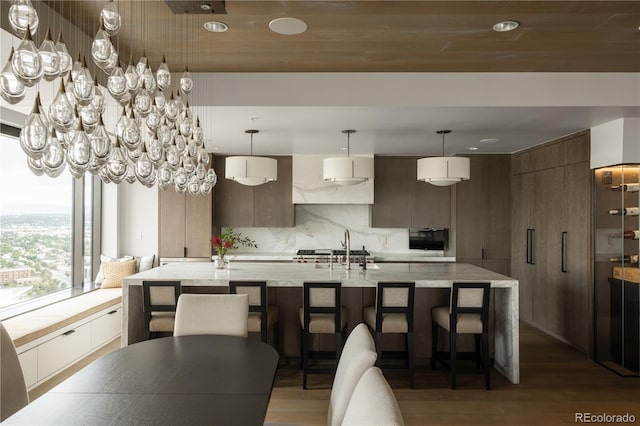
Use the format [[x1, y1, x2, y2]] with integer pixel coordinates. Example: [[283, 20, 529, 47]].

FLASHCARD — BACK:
[[594, 164, 640, 376]]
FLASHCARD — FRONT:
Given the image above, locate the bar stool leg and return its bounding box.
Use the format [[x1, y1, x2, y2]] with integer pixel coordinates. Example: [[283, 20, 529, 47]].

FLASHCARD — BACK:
[[302, 330, 309, 389], [375, 331, 383, 368], [483, 332, 491, 390], [407, 331, 415, 389], [450, 331, 457, 390], [431, 321, 438, 370], [274, 321, 280, 354]]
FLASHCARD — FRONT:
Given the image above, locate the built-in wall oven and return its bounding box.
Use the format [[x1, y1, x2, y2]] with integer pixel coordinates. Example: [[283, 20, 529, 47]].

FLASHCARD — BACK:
[[409, 228, 448, 251]]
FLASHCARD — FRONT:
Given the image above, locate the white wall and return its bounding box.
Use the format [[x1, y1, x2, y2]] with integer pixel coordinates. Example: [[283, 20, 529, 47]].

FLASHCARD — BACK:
[[109, 182, 158, 264], [231, 204, 410, 254]]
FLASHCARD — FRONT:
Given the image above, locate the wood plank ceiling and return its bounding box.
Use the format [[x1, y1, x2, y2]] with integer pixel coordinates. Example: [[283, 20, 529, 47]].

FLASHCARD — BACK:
[[45, 1, 640, 73]]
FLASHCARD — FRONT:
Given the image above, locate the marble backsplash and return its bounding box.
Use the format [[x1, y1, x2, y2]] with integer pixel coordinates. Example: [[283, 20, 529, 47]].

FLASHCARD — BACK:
[[230, 205, 409, 253]]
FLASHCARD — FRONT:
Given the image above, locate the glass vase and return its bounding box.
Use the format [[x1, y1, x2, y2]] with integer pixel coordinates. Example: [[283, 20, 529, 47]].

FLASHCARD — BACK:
[[214, 255, 229, 270]]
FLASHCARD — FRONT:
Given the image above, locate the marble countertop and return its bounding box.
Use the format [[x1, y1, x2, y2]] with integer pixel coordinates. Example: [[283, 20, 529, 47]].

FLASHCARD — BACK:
[[124, 262, 517, 288], [217, 251, 455, 262], [222, 252, 295, 261]]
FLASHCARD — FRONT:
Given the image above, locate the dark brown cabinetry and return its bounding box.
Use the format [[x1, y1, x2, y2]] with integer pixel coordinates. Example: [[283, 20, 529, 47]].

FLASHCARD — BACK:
[[158, 186, 213, 258], [214, 156, 294, 227], [371, 157, 450, 229], [510, 130, 591, 353], [456, 155, 511, 275]]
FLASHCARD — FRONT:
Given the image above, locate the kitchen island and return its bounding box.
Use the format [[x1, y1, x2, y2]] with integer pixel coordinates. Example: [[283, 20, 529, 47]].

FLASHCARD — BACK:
[[122, 262, 519, 384]]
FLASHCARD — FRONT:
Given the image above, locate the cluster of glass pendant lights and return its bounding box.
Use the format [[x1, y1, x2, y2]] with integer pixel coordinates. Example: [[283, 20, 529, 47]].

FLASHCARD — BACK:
[[1, 0, 217, 195]]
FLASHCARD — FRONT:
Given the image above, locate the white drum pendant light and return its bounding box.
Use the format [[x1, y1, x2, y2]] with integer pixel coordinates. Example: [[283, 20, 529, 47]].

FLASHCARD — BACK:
[[225, 129, 277, 186], [417, 129, 470, 186], [323, 129, 374, 186]]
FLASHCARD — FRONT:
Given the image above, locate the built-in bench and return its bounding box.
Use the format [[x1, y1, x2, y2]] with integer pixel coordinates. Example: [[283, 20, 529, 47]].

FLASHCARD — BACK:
[[1, 288, 122, 390]]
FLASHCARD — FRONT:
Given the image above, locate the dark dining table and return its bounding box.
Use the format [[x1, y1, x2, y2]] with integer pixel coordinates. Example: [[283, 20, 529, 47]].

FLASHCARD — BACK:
[[3, 335, 279, 426]]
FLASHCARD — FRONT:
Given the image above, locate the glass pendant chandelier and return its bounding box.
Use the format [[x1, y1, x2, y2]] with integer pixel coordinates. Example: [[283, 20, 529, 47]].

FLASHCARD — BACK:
[[156, 56, 171, 91], [55, 32, 72, 76], [323, 130, 374, 186], [100, 0, 121, 36], [0, 47, 26, 104], [4, 0, 215, 196], [19, 94, 48, 159], [39, 28, 60, 81], [8, 0, 38, 38], [12, 26, 43, 87], [225, 130, 277, 186], [417, 130, 470, 186]]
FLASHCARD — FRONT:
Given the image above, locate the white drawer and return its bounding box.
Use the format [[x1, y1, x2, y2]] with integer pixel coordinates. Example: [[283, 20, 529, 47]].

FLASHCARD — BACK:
[[18, 347, 38, 388], [91, 307, 121, 349], [37, 323, 91, 381]]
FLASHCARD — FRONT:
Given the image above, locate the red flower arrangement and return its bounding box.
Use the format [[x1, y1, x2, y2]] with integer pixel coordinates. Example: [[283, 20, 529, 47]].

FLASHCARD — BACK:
[[211, 228, 257, 258]]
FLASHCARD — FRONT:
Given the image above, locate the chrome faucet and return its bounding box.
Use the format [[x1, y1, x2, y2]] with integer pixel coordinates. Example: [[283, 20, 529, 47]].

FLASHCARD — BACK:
[[344, 229, 351, 270]]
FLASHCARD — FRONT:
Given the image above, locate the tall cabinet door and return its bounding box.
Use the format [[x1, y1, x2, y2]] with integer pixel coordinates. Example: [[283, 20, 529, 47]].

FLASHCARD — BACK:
[[533, 167, 566, 333], [158, 188, 187, 258], [563, 161, 591, 352], [482, 156, 511, 262], [457, 155, 510, 274], [511, 169, 536, 323], [159, 188, 213, 259], [371, 158, 412, 228], [185, 193, 213, 258], [456, 157, 484, 259], [214, 157, 255, 227]]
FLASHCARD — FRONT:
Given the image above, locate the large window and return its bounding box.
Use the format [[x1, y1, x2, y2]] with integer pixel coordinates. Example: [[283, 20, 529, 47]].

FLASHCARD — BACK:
[[0, 128, 98, 310]]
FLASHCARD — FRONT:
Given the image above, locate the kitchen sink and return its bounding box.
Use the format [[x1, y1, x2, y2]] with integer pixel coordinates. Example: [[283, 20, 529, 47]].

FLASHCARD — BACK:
[[314, 263, 380, 270]]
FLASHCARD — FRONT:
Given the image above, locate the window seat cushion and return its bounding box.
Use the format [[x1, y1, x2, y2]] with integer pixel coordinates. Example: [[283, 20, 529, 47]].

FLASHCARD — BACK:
[[1, 288, 122, 347]]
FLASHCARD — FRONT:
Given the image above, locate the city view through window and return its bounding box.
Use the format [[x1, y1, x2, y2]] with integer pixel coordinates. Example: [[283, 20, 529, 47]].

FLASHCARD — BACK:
[[0, 133, 73, 308]]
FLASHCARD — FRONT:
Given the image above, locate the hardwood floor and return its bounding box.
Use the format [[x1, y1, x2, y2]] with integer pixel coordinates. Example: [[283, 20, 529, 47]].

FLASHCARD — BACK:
[[264, 322, 640, 425], [30, 324, 639, 425]]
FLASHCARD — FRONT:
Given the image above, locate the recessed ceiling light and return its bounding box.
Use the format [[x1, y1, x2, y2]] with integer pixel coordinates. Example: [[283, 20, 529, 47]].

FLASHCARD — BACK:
[[493, 20, 519, 32], [468, 147, 479, 151], [269, 17, 308, 35], [199, 2, 213, 11], [480, 138, 501, 144], [204, 21, 228, 32]]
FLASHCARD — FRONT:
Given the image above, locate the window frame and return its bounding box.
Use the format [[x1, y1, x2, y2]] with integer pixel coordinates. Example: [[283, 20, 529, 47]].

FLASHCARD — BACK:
[[0, 123, 101, 316]]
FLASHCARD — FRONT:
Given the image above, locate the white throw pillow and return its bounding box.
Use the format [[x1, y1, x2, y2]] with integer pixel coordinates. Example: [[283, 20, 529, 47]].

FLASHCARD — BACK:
[[95, 255, 133, 284], [136, 255, 155, 272]]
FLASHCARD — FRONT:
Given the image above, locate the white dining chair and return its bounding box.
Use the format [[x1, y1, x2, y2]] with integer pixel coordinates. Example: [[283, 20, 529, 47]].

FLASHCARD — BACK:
[[1, 322, 29, 421], [327, 323, 377, 426], [341, 367, 404, 426], [173, 294, 249, 337]]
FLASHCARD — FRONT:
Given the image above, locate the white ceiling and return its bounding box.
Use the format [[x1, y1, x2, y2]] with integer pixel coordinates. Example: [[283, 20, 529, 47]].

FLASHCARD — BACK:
[[192, 105, 640, 156], [189, 73, 640, 157]]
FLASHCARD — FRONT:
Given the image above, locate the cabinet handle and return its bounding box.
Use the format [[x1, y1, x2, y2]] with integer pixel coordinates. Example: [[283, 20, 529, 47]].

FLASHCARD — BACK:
[[62, 329, 75, 336], [481, 248, 485, 260], [530, 229, 536, 265], [183, 247, 187, 257], [526, 229, 532, 264], [561, 231, 567, 273], [107, 310, 117, 315]]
